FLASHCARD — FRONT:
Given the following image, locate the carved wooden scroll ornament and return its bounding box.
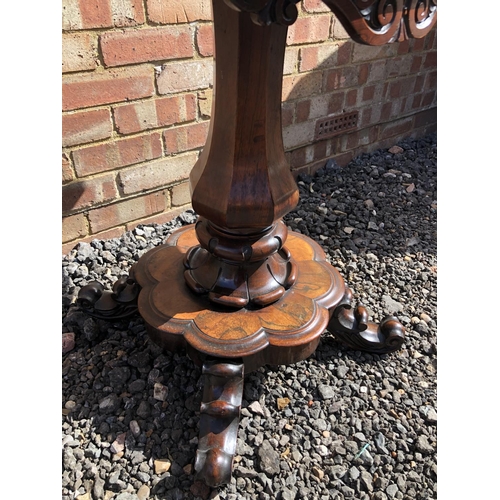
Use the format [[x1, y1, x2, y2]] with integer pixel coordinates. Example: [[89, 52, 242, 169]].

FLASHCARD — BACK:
[[225, 0, 437, 44]]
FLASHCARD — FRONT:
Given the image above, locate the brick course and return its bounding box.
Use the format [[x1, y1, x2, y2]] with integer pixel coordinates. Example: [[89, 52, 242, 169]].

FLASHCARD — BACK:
[[163, 121, 209, 154], [72, 132, 163, 177], [62, 173, 118, 213], [62, 66, 154, 111], [117, 151, 198, 194], [113, 94, 197, 134], [62, 154, 74, 183], [146, 0, 212, 24], [88, 191, 166, 233], [62, 213, 88, 241], [62, 0, 145, 30], [62, 108, 113, 147], [62, 32, 98, 73], [196, 24, 214, 57], [287, 15, 331, 45], [156, 59, 214, 94], [100, 26, 194, 67], [171, 181, 191, 207], [62, 1, 437, 251]]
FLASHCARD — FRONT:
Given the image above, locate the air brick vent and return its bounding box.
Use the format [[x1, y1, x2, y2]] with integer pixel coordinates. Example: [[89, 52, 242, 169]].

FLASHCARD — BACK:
[[314, 111, 359, 140]]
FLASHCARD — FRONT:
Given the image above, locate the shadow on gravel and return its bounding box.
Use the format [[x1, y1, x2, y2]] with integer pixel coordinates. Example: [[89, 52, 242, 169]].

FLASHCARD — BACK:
[[62, 315, 207, 498]]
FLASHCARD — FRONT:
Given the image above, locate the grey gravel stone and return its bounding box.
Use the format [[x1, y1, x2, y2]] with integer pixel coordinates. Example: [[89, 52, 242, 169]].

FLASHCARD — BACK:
[[416, 435, 434, 454], [109, 366, 131, 387], [360, 471, 373, 492], [381, 295, 404, 314], [420, 405, 437, 423], [386, 484, 399, 498], [98, 394, 121, 414], [349, 466, 360, 480], [128, 379, 147, 393], [137, 485, 150, 500], [258, 440, 280, 475], [115, 493, 139, 500], [93, 477, 105, 499], [318, 384, 336, 399], [136, 401, 151, 419], [235, 466, 258, 479]]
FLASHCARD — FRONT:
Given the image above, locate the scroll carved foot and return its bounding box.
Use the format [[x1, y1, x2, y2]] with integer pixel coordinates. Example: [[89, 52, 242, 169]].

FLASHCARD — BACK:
[[327, 288, 405, 354], [76, 266, 140, 320], [195, 359, 244, 487]]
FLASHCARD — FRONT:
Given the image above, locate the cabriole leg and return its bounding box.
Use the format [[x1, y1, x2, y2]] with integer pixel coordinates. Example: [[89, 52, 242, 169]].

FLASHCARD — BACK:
[[194, 358, 244, 487], [328, 288, 405, 354]]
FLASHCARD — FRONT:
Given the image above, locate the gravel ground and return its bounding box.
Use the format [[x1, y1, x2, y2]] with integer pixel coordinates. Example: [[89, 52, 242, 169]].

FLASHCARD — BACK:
[[62, 133, 437, 500]]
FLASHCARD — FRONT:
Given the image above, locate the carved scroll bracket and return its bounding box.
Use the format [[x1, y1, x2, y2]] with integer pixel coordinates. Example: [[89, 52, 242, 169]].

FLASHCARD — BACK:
[[77, 267, 140, 321], [327, 288, 405, 353], [322, 0, 437, 44], [225, 0, 437, 44]]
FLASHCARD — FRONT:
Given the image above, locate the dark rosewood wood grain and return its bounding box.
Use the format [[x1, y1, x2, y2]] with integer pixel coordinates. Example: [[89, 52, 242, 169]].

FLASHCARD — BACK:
[[194, 359, 244, 487], [133, 224, 346, 373], [223, 0, 302, 26], [77, 273, 139, 320], [224, 0, 437, 44], [184, 0, 302, 307], [190, 0, 298, 229], [77, 0, 436, 487], [328, 288, 405, 353], [321, 0, 437, 45], [183, 219, 298, 308]]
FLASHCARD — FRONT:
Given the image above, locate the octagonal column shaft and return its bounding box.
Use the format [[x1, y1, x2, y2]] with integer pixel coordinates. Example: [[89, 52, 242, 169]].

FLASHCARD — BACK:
[[185, 0, 300, 308], [189, 0, 299, 230]]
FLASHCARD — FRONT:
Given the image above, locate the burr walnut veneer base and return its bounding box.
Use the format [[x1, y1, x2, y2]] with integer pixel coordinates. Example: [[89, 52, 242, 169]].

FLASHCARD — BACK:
[[77, 0, 436, 488], [133, 224, 345, 374]]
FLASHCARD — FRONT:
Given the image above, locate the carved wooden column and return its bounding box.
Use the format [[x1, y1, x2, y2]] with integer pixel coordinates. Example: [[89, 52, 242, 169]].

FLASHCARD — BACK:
[[78, 0, 437, 487], [184, 0, 299, 308]]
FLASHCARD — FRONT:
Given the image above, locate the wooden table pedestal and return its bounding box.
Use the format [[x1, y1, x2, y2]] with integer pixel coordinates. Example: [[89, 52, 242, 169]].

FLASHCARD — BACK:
[[77, 0, 436, 487]]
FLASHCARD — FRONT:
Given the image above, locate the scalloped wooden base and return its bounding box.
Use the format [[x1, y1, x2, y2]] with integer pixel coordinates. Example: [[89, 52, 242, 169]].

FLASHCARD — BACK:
[[133, 224, 346, 373]]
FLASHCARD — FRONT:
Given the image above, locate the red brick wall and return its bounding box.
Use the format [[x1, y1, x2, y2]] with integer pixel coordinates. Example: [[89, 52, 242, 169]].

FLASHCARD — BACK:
[[62, 0, 437, 253]]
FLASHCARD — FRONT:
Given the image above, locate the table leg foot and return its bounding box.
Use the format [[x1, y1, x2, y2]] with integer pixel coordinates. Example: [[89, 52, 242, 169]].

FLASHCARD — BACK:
[[194, 359, 244, 487], [328, 288, 405, 354], [76, 266, 140, 320]]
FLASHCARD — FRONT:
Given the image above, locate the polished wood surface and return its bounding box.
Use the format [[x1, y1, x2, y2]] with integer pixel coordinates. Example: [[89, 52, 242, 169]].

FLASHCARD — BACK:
[[133, 224, 346, 373], [78, 0, 435, 487], [182, 0, 303, 308], [194, 359, 244, 487], [322, 0, 437, 45], [189, 0, 299, 230], [183, 219, 299, 308], [224, 0, 437, 44]]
